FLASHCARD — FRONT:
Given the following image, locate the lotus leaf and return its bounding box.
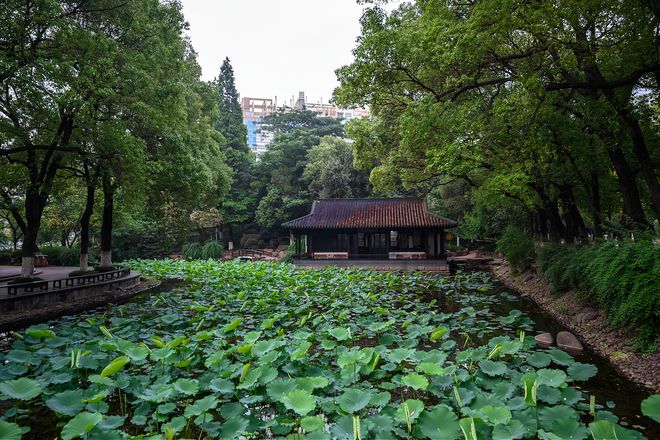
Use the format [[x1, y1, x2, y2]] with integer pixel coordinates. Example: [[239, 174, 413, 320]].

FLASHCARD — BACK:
[[641, 394, 660, 423], [0, 421, 22, 440], [416, 405, 460, 439], [61, 412, 103, 440], [0, 378, 42, 400], [281, 389, 316, 416]]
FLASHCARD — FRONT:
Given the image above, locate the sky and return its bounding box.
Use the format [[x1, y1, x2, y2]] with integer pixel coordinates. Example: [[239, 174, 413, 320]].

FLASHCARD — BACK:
[[180, 0, 370, 106]]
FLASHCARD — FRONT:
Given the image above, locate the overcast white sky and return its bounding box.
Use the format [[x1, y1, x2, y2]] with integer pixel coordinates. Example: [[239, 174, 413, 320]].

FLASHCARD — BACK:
[[180, 0, 369, 105]]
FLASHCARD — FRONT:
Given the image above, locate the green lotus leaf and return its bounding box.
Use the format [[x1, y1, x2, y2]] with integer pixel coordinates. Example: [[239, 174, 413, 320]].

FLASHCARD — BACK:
[[330, 415, 368, 440], [479, 360, 508, 377], [220, 402, 245, 418], [0, 378, 42, 400], [337, 349, 362, 368], [0, 420, 22, 440], [386, 348, 416, 364], [281, 389, 316, 416], [416, 362, 445, 376], [429, 325, 449, 341], [97, 415, 126, 430], [338, 388, 372, 413], [290, 341, 312, 361], [329, 327, 350, 341], [121, 344, 149, 362], [641, 394, 660, 423], [301, 415, 325, 432], [61, 412, 103, 440], [492, 419, 526, 440], [479, 405, 512, 425], [369, 391, 391, 407], [99, 355, 130, 378], [537, 368, 567, 387], [458, 417, 477, 440], [223, 317, 242, 333], [539, 405, 579, 431], [46, 389, 85, 416], [184, 395, 219, 417], [296, 376, 329, 391], [25, 328, 56, 339], [567, 362, 598, 382], [537, 384, 562, 404], [266, 379, 297, 399], [5, 350, 35, 365], [527, 352, 552, 368], [589, 420, 636, 440], [521, 372, 538, 406], [401, 373, 429, 390], [548, 348, 575, 366], [545, 417, 589, 440], [416, 405, 460, 439], [218, 416, 250, 439], [209, 378, 234, 394], [396, 399, 425, 422], [173, 378, 199, 395]]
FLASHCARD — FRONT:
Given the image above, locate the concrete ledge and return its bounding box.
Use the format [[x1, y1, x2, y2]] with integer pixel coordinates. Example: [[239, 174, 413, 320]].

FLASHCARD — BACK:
[[313, 252, 349, 260], [0, 272, 141, 313], [389, 252, 427, 260]]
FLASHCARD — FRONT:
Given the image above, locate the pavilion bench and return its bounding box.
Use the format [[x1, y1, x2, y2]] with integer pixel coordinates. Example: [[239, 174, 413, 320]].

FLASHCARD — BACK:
[[388, 252, 427, 260], [313, 252, 349, 260]]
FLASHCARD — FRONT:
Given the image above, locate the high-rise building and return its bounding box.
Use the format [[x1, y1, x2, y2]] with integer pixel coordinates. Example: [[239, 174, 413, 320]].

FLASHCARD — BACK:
[[241, 97, 275, 156]]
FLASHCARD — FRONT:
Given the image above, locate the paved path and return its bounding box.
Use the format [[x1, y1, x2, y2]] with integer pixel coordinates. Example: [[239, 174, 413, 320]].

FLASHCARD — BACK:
[[0, 266, 77, 286]]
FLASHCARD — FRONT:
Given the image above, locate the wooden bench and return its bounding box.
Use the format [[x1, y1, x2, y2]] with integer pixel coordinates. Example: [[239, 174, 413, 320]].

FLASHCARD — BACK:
[[388, 252, 427, 260], [313, 252, 349, 260]]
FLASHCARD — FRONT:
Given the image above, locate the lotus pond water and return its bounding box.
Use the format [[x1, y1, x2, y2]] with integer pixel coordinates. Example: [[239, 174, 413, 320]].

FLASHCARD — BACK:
[[0, 260, 658, 439]]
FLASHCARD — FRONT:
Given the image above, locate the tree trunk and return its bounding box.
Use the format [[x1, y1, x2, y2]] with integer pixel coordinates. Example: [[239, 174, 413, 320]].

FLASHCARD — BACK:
[[100, 173, 114, 268], [79, 177, 96, 272], [558, 184, 587, 242], [606, 146, 648, 226], [615, 106, 660, 220], [590, 172, 603, 237], [21, 190, 44, 278]]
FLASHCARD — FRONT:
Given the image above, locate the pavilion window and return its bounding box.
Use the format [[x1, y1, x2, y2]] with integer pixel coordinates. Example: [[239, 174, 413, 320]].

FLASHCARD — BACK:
[[390, 231, 398, 247], [337, 233, 349, 250]]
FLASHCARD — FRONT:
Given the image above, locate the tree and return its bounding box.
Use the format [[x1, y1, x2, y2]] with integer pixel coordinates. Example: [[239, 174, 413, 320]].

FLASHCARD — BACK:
[[214, 58, 255, 240], [303, 136, 371, 199], [334, 0, 659, 240]]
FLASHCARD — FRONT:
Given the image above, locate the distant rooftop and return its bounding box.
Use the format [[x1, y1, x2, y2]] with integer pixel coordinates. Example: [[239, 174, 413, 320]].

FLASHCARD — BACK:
[[282, 198, 458, 230]]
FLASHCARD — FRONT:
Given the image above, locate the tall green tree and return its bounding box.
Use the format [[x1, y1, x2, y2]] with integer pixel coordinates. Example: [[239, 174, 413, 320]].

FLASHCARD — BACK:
[[214, 58, 254, 240], [335, 0, 659, 240]]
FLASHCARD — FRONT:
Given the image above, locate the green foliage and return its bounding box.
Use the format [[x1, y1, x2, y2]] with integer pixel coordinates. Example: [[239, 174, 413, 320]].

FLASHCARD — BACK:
[[0, 259, 652, 438], [181, 242, 203, 260], [334, 0, 660, 239], [496, 226, 535, 272], [201, 240, 224, 259], [39, 246, 81, 267], [537, 240, 660, 351]]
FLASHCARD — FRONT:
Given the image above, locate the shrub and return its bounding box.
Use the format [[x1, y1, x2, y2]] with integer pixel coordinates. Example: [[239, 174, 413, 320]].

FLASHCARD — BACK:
[[201, 240, 224, 259], [537, 240, 659, 352], [496, 226, 535, 272], [240, 233, 262, 249], [40, 245, 80, 266], [181, 242, 203, 260]]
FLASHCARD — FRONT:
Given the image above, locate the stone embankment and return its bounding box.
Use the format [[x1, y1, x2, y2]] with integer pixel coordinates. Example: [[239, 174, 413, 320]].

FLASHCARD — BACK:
[[493, 261, 659, 392], [0, 278, 162, 332]]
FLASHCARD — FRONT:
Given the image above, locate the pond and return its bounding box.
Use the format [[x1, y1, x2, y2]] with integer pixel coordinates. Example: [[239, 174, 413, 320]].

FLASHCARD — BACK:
[[0, 259, 657, 439]]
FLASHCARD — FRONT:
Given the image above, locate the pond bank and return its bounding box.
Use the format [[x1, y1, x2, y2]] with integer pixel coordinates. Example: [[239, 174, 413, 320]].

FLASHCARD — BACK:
[[493, 261, 659, 393], [0, 277, 164, 332]]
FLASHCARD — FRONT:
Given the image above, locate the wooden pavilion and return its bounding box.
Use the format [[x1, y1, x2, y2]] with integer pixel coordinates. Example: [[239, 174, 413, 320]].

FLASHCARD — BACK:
[[282, 199, 457, 260]]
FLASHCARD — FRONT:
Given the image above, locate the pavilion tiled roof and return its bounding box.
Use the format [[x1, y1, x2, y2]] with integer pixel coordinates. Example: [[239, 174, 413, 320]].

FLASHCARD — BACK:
[[282, 198, 458, 230]]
